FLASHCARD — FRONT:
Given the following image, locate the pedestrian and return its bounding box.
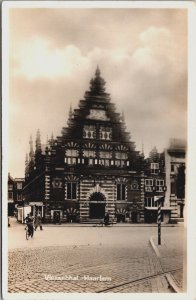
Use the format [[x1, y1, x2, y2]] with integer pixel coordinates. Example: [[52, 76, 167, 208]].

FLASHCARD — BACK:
[[24, 213, 34, 237], [104, 212, 110, 226], [35, 213, 43, 230]]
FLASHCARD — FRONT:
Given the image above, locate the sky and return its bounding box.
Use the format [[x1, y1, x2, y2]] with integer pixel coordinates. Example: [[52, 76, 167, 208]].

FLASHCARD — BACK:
[[7, 7, 187, 178]]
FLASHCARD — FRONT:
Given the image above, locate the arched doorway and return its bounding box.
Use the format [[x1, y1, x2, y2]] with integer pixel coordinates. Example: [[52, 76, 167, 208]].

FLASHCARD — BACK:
[[89, 192, 106, 219]]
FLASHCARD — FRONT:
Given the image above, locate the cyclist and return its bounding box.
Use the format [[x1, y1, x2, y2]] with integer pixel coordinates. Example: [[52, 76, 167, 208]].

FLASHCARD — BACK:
[[24, 213, 34, 237]]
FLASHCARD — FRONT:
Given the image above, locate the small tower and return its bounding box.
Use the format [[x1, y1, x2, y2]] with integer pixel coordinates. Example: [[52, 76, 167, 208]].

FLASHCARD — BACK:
[[35, 129, 42, 155], [25, 153, 29, 178], [49, 133, 54, 146], [29, 135, 34, 161], [149, 146, 159, 162]]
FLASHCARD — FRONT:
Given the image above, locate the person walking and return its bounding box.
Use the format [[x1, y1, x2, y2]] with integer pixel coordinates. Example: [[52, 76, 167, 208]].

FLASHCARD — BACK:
[[104, 212, 110, 226], [35, 213, 43, 231], [24, 213, 34, 237]]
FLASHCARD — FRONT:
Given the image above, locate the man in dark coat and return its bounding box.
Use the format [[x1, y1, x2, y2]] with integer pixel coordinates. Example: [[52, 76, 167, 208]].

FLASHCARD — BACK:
[[104, 212, 110, 226]]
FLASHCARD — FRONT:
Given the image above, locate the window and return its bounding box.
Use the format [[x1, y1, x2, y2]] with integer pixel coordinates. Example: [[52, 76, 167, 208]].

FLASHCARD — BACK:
[[156, 180, 164, 186], [115, 160, 121, 167], [156, 186, 164, 192], [17, 182, 23, 190], [89, 158, 93, 165], [171, 181, 176, 194], [105, 160, 110, 166], [145, 179, 153, 192], [99, 159, 105, 166], [8, 184, 13, 191], [98, 151, 112, 167], [156, 180, 164, 192], [66, 149, 78, 157], [117, 184, 126, 200], [83, 150, 96, 157], [171, 164, 175, 173], [83, 125, 96, 139], [145, 179, 153, 186], [144, 197, 158, 207], [8, 192, 13, 200], [115, 152, 128, 168], [67, 157, 77, 164], [151, 163, 159, 174], [67, 183, 77, 200], [115, 152, 128, 160], [99, 151, 112, 159], [99, 127, 112, 140], [66, 148, 79, 165], [17, 194, 22, 200]]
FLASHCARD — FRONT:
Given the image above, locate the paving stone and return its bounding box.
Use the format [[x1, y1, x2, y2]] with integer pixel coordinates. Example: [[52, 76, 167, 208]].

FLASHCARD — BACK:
[[7, 226, 185, 293]]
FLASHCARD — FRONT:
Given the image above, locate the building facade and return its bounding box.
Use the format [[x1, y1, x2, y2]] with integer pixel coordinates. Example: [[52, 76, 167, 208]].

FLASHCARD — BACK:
[[164, 139, 186, 223], [21, 68, 186, 224], [8, 174, 25, 216]]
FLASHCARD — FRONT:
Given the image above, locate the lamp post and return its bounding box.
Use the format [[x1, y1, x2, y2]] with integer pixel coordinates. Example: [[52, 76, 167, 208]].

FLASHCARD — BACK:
[[154, 196, 164, 245]]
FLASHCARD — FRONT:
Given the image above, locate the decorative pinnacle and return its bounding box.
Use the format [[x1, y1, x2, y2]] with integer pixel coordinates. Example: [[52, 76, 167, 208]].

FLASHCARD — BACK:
[[95, 65, 101, 77], [35, 129, 42, 153], [89, 66, 106, 94], [69, 105, 73, 119]]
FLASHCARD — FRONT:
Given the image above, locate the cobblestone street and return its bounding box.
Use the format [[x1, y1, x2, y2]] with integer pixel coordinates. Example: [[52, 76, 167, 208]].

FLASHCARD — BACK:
[[7, 219, 186, 294]]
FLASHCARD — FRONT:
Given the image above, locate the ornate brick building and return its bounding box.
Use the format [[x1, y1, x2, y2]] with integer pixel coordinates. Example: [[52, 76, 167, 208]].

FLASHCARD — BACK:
[[22, 68, 185, 224], [23, 68, 147, 223]]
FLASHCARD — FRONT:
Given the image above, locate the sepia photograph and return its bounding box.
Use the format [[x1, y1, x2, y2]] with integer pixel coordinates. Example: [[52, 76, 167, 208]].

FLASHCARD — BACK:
[[2, 1, 196, 299]]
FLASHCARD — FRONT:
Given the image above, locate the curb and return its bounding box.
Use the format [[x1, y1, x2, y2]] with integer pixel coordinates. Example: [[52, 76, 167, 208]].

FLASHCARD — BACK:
[[38, 224, 182, 228], [149, 236, 179, 293], [165, 274, 181, 293], [149, 236, 161, 258]]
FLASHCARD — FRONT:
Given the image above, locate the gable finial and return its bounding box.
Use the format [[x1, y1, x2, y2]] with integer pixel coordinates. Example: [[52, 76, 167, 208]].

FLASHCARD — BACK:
[[95, 65, 101, 77]]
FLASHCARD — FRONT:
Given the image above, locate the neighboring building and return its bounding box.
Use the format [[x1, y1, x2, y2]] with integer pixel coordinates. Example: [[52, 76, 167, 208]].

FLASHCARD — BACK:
[[8, 174, 15, 216], [7, 174, 25, 216], [21, 68, 186, 224], [165, 139, 186, 222], [14, 178, 25, 206], [144, 147, 170, 223]]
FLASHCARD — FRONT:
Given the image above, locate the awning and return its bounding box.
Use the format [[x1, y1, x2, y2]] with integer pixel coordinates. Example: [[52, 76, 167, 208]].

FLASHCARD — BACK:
[[145, 207, 173, 211], [29, 202, 44, 206]]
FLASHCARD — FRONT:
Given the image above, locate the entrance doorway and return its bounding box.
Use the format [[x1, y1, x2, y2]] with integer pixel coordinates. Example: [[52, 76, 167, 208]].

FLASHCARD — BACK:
[[116, 214, 125, 223], [132, 211, 138, 223], [89, 192, 106, 219], [53, 211, 60, 224]]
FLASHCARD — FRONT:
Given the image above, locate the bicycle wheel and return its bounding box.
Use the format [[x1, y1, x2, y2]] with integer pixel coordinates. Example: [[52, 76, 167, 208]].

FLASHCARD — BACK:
[[26, 229, 30, 240]]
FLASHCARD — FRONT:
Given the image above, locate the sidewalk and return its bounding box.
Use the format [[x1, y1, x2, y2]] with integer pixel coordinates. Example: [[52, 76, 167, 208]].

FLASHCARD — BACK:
[[8, 216, 184, 228], [150, 230, 186, 292]]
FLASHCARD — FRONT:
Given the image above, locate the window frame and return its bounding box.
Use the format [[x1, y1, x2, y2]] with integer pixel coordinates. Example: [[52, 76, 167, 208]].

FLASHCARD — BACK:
[[67, 182, 77, 200], [117, 183, 126, 201]]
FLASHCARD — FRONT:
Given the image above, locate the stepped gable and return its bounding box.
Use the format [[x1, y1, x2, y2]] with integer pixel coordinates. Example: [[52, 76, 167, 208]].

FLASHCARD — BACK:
[[56, 68, 139, 155]]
